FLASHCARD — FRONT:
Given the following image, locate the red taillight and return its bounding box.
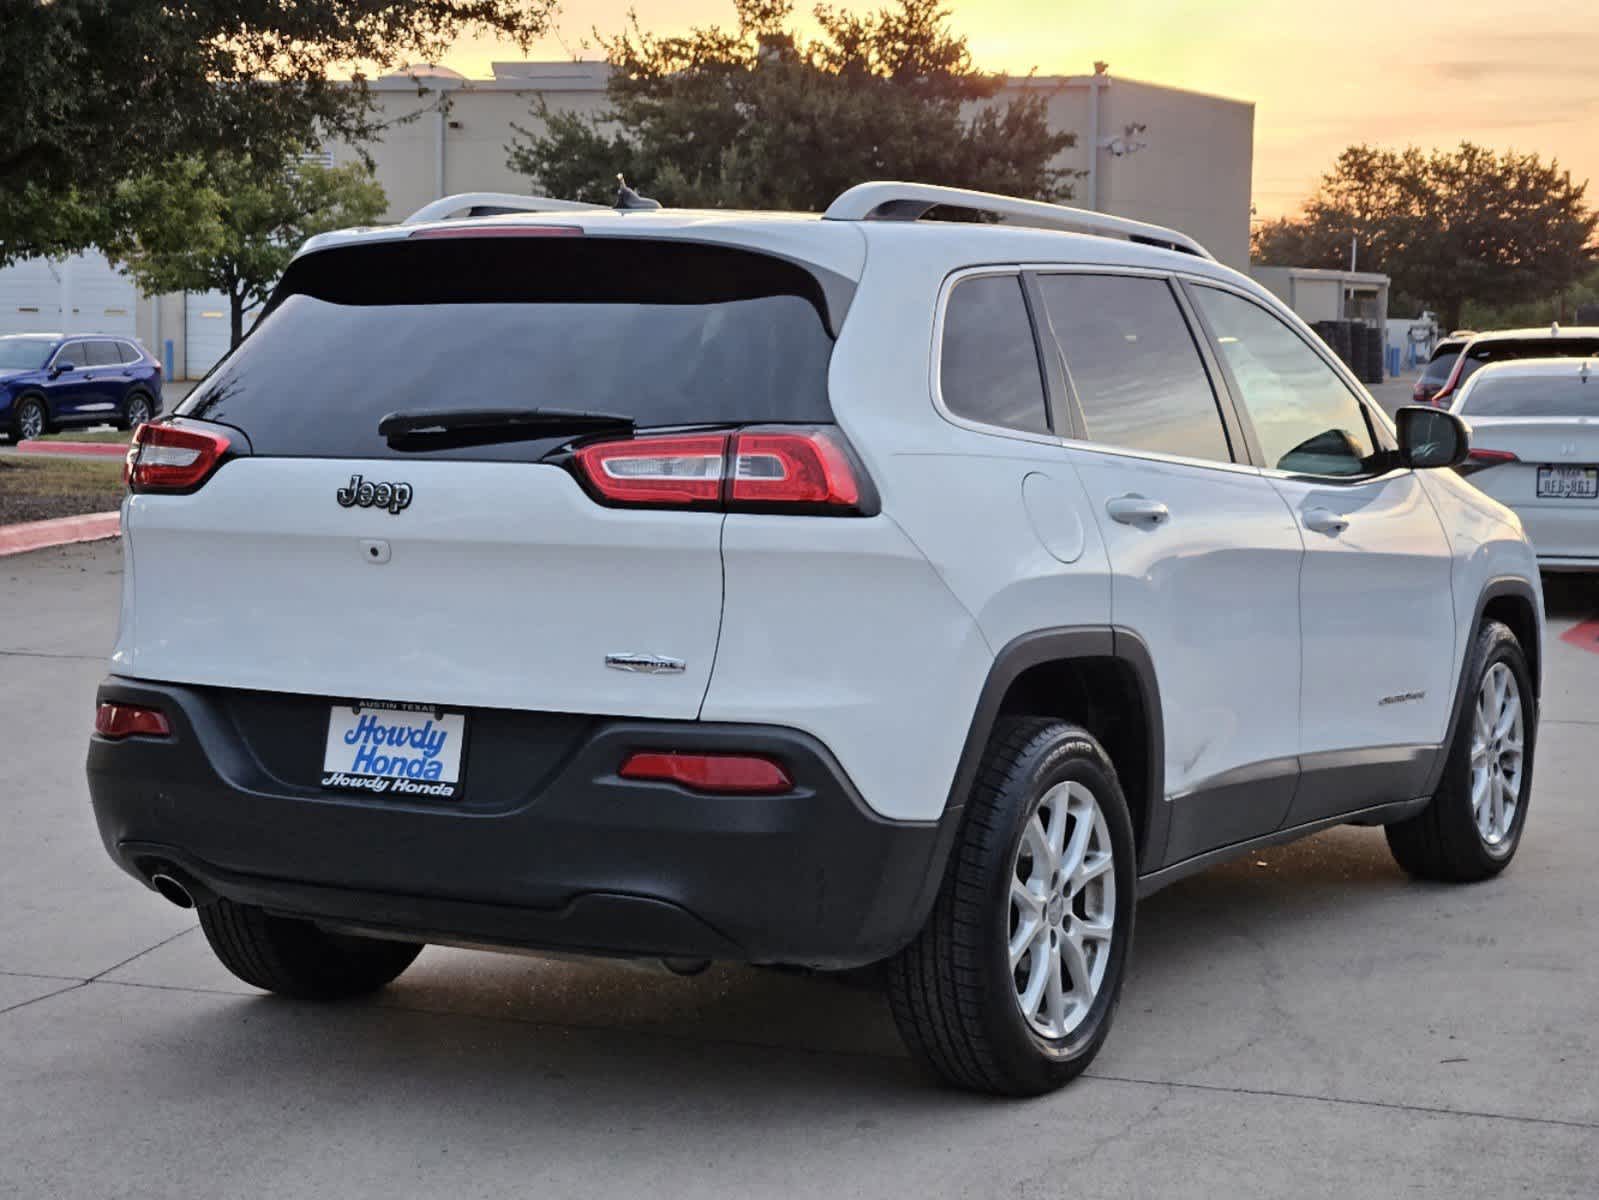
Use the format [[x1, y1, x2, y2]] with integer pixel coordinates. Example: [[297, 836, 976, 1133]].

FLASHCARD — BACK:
[[730, 430, 861, 508], [409, 225, 584, 239], [619, 751, 793, 794], [94, 703, 172, 740], [570, 428, 868, 513], [125, 422, 231, 492], [573, 433, 729, 506], [1468, 448, 1519, 465]]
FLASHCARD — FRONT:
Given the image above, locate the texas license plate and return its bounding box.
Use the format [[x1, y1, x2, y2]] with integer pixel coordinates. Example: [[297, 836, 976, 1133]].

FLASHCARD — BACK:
[[321, 701, 466, 799], [1536, 465, 1598, 499]]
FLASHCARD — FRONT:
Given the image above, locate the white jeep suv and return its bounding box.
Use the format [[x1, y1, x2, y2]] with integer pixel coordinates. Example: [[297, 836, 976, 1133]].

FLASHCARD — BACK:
[[88, 183, 1543, 1095]]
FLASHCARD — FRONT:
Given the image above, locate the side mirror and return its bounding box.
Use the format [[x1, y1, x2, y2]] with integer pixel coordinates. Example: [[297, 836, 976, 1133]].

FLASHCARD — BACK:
[[1395, 405, 1470, 470], [50, 360, 77, 377]]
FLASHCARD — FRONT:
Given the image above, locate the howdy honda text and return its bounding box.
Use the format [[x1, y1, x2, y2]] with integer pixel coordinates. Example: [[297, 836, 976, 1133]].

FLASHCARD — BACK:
[[321, 703, 467, 799], [336, 474, 413, 514]]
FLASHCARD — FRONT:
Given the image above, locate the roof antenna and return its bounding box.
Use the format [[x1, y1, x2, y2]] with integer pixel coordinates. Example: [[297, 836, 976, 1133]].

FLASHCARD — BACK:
[[615, 174, 661, 212]]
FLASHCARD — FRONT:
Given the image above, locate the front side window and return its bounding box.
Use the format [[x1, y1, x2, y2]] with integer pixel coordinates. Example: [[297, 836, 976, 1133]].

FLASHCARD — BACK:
[[1193, 287, 1381, 477], [1039, 273, 1232, 463], [0, 338, 55, 370], [939, 274, 1050, 435], [54, 342, 89, 368]]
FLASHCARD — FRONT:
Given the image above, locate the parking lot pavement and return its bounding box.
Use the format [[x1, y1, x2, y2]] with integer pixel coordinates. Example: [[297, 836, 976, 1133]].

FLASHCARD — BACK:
[[4, 543, 1597, 1198], [1369, 372, 1419, 418]]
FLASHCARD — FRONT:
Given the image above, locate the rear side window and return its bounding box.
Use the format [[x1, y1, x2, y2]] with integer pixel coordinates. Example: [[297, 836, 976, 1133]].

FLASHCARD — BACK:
[[85, 340, 121, 366], [938, 274, 1050, 435], [1463, 371, 1598, 417], [177, 238, 839, 461], [1038, 274, 1231, 463], [114, 341, 140, 364], [1420, 351, 1459, 385]]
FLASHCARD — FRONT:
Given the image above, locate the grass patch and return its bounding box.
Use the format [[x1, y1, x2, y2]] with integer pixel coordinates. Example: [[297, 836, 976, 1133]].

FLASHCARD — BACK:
[[0, 456, 124, 525], [33, 427, 132, 444]]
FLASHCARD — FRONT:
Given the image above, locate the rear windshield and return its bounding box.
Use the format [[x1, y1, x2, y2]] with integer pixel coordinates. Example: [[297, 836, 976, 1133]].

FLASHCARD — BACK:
[[1420, 350, 1459, 384], [177, 237, 838, 461], [1462, 372, 1598, 417]]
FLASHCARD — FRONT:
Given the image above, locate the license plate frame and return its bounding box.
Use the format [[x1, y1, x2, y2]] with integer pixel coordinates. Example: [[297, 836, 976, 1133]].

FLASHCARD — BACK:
[[1536, 465, 1598, 500], [321, 700, 468, 800]]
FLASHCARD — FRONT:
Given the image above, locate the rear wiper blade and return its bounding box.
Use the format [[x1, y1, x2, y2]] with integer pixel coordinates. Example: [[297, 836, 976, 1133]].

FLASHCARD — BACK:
[[379, 407, 635, 450]]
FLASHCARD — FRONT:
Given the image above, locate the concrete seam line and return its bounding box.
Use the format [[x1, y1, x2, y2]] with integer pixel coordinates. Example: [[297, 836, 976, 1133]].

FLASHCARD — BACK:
[[0, 981, 87, 1018], [1083, 1072, 1599, 1131], [15, 439, 128, 458], [0, 511, 121, 557]]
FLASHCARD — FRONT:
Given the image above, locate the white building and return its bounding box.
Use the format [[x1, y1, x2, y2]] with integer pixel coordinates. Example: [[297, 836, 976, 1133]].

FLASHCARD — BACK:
[[0, 63, 1256, 379]]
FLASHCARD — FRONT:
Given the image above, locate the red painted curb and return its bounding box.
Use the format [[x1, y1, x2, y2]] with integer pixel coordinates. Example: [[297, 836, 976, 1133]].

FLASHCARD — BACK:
[[16, 439, 128, 458], [0, 511, 121, 557], [1559, 615, 1599, 656]]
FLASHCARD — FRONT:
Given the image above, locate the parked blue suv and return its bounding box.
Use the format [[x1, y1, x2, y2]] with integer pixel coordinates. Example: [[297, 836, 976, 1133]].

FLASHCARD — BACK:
[[0, 333, 162, 441]]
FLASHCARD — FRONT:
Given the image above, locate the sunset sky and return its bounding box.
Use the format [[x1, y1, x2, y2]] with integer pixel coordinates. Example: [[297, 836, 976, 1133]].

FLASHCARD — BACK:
[[441, 0, 1599, 219]]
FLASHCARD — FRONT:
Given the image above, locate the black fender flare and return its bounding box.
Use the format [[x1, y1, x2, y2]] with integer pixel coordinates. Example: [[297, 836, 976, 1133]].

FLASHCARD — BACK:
[[904, 626, 1167, 937], [1421, 576, 1542, 798]]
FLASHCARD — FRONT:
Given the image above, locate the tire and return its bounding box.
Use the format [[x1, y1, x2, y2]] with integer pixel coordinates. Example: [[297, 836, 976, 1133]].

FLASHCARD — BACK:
[[118, 390, 154, 431], [886, 719, 1137, 1096], [11, 394, 47, 441], [1386, 620, 1536, 882], [197, 897, 422, 1000]]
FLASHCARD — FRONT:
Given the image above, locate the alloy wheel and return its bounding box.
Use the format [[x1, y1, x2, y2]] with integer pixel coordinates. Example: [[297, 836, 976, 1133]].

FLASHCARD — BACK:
[[1471, 661, 1524, 850], [1008, 780, 1117, 1039], [19, 402, 44, 440]]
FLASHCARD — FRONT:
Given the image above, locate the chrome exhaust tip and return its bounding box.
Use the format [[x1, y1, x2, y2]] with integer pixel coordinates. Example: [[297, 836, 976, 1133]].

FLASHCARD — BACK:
[[150, 872, 195, 910]]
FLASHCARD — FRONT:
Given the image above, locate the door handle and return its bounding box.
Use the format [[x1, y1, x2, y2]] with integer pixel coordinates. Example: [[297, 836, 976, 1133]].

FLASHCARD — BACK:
[[1303, 506, 1349, 535], [1106, 495, 1170, 526]]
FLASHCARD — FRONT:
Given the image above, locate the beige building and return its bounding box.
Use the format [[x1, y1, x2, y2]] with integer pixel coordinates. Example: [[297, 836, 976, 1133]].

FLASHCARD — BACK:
[[117, 61, 1253, 377], [345, 61, 1255, 267]]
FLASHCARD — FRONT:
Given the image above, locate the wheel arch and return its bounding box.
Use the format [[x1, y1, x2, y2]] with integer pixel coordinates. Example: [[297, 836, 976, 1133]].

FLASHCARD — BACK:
[[942, 627, 1165, 872], [1421, 576, 1542, 799], [1480, 583, 1540, 700], [10, 389, 51, 432]]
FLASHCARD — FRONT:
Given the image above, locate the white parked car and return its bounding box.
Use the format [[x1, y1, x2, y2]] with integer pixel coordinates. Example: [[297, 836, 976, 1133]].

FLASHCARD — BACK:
[[1450, 357, 1598, 571], [88, 183, 1544, 1095]]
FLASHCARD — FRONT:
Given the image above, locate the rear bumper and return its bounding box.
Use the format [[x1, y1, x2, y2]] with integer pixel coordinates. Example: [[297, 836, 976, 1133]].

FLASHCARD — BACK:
[[87, 677, 953, 968]]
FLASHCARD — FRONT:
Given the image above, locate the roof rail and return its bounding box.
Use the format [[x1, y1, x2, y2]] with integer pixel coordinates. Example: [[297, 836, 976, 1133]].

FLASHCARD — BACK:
[[823, 181, 1213, 260], [402, 192, 607, 225]]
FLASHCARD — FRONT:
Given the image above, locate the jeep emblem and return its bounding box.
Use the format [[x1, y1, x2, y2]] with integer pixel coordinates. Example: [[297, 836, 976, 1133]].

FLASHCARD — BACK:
[[337, 474, 413, 514]]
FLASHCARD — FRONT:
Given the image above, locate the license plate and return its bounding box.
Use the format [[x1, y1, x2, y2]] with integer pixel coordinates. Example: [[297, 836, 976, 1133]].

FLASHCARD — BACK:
[[1536, 465, 1598, 499], [322, 701, 466, 799]]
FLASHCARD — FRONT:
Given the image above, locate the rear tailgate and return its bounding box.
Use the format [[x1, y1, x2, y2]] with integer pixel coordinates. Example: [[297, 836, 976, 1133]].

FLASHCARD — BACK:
[[116, 233, 847, 719], [1466, 416, 1599, 560], [121, 458, 724, 716]]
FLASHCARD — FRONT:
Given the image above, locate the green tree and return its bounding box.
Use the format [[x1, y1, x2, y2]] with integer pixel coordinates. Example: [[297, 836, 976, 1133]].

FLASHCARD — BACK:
[[1252, 143, 1597, 329], [507, 0, 1076, 210], [0, 0, 553, 263], [110, 155, 388, 348]]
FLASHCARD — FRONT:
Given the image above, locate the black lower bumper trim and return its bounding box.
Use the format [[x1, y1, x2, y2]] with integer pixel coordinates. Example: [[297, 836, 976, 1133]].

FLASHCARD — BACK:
[[119, 842, 744, 959], [88, 677, 948, 967]]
